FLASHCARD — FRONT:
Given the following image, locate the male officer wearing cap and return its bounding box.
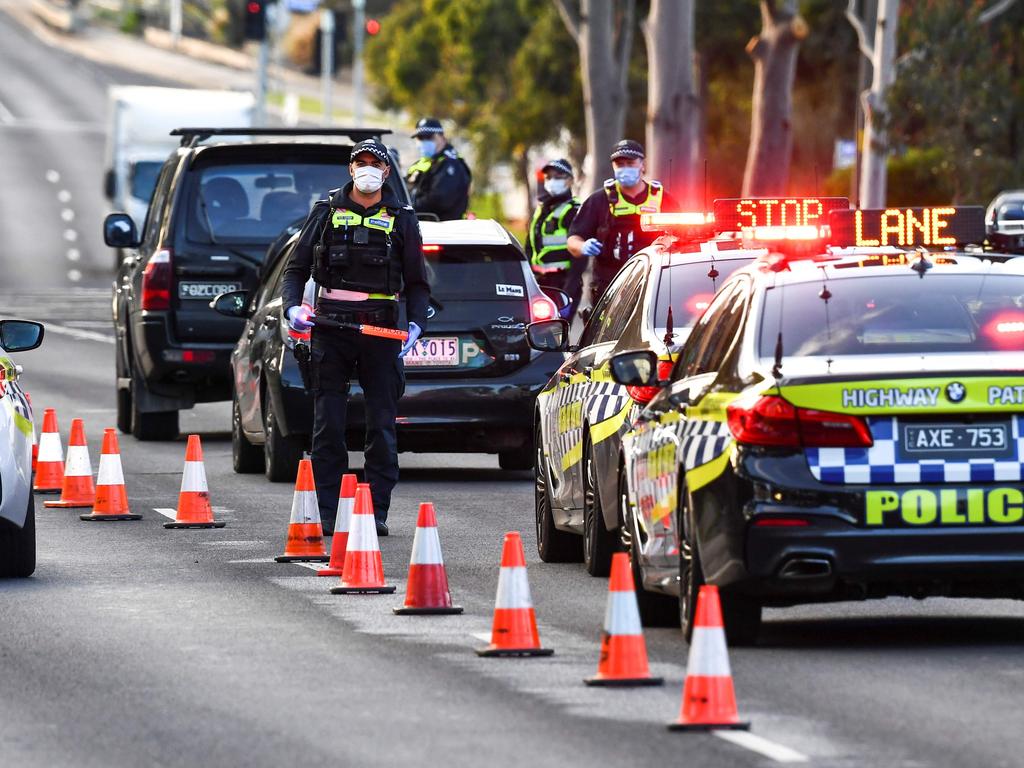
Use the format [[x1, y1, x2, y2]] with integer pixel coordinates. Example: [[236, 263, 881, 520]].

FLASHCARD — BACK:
[[282, 138, 430, 537], [405, 117, 472, 221], [568, 140, 678, 305], [525, 158, 584, 317]]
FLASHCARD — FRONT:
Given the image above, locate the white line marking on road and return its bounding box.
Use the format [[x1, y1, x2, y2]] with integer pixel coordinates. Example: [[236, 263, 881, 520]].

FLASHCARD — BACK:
[[153, 507, 177, 520], [66, 248, 81, 262], [63, 229, 78, 242], [714, 731, 809, 764], [227, 557, 276, 564], [58, 190, 72, 203], [45, 169, 60, 183], [0, 96, 15, 124], [470, 631, 492, 643], [67, 269, 82, 283], [291, 562, 325, 572], [61, 208, 75, 222], [41, 322, 114, 345], [202, 540, 267, 547]]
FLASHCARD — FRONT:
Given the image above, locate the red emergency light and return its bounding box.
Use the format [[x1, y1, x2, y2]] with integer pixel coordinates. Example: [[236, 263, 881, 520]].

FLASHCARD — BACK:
[[422, 244, 442, 252], [640, 211, 714, 241]]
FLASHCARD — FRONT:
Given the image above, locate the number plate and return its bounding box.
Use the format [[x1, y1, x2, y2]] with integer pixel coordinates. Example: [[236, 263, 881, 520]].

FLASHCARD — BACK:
[[899, 422, 1014, 461], [403, 337, 459, 367], [178, 281, 242, 300]]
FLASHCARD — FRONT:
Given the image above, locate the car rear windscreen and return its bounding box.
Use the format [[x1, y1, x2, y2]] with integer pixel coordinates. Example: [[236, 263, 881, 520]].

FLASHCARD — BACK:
[[423, 244, 528, 300], [653, 258, 753, 335], [759, 272, 1024, 357]]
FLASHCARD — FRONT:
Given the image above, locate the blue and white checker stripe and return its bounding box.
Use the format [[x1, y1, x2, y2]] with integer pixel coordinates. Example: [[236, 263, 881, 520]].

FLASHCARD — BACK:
[[807, 416, 1024, 484], [679, 419, 732, 470]]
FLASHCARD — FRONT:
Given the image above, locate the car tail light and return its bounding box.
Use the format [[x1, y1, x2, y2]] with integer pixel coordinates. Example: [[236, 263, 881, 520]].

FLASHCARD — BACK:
[[531, 296, 557, 321], [726, 395, 872, 448], [625, 359, 675, 405], [422, 244, 442, 252], [752, 517, 811, 527], [141, 248, 173, 310]]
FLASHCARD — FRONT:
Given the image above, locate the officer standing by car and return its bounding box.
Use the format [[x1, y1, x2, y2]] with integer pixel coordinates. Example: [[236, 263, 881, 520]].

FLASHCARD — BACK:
[[282, 138, 430, 537], [525, 158, 584, 319], [567, 140, 679, 305], [405, 117, 472, 221]]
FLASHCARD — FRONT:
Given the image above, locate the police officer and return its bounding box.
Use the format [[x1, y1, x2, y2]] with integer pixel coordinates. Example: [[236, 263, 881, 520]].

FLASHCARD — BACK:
[[282, 138, 430, 537], [525, 159, 584, 318], [405, 117, 472, 221], [567, 140, 679, 305]]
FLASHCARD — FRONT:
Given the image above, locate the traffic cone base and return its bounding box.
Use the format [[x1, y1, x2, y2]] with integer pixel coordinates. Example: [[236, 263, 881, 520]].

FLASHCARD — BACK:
[[46, 498, 94, 509], [165, 519, 226, 529], [80, 512, 143, 521], [393, 605, 463, 615], [585, 632, 663, 685], [331, 583, 397, 595]]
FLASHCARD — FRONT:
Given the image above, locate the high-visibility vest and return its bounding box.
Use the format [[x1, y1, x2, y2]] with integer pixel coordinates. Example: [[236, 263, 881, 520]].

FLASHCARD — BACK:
[[600, 179, 664, 262], [528, 197, 579, 272]]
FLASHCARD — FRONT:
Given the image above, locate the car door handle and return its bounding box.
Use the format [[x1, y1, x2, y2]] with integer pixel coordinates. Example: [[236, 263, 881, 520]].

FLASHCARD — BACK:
[[583, 366, 593, 377], [264, 314, 279, 327]]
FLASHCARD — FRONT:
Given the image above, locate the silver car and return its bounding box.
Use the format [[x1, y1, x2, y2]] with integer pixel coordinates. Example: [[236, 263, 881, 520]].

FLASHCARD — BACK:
[[0, 320, 44, 578]]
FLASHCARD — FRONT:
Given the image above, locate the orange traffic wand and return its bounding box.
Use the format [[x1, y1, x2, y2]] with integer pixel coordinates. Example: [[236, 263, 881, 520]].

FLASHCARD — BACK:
[[164, 435, 226, 528], [81, 429, 142, 521], [330, 484, 395, 594], [394, 502, 462, 615], [45, 418, 95, 509], [275, 459, 328, 562], [318, 473, 357, 576], [668, 585, 749, 731], [476, 531, 553, 657], [33, 408, 64, 494], [585, 552, 663, 686]]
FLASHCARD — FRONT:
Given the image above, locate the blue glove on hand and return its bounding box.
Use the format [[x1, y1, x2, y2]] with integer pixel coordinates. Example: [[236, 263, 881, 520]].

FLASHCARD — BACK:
[[582, 238, 603, 257], [286, 305, 315, 332], [399, 322, 423, 358]]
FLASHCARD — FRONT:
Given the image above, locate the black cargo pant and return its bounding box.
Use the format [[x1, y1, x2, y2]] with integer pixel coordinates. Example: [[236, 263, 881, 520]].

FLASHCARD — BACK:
[[310, 310, 405, 526]]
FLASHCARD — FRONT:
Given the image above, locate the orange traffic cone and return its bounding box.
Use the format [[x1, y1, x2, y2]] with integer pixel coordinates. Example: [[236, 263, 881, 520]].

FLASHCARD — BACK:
[[318, 473, 357, 576], [164, 435, 226, 528], [275, 459, 328, 562], [44, 418, 95, 509], [330, 484, 395, 594], [668, 585, 749, 731], [585, 552, 663, 686], [476, 531, 553, 657], [394, 502, 462, 615], [33, 408, 63, 494], [81, 429, 142, 521], [25, 392, 38, 474]]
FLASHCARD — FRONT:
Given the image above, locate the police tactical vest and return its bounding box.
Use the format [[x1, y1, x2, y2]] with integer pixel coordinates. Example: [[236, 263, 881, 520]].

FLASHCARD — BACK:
[[601, 179, 664, 261], [313, 193, 402, 297], [528, 198, 578, 272]]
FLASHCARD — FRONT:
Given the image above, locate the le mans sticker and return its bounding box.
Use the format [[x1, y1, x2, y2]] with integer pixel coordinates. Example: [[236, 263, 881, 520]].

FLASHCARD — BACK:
[[496, 284, 525, 298]]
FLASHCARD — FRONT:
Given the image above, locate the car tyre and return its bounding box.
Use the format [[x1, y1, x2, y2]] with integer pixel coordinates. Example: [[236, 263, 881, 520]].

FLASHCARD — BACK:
[[232, 393, 264, 474], [264, 392, 302, 483], [0, 491, 36, 577], [582, 439, 616, 576], [620, 469, 678, 627], [115, 337, 132, 434], [534, 422, 582, 563], [720, 591, 762, 647], [498, 446, 533, 471], [678, 485, 705, 642]]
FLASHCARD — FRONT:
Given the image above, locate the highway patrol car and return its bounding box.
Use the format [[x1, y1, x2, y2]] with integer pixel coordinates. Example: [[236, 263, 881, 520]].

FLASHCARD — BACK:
[[615, 207, 1024, 644]]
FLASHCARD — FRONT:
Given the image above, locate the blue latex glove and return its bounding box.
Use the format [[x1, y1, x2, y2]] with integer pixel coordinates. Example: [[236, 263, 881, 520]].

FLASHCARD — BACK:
[[399, 322, 423, 358], [286, 305, 315, 332], [582, 238, 603, 258]]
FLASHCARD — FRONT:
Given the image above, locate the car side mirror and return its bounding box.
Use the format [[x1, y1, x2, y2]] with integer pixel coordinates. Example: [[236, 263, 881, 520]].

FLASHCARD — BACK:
[[526, 319, 570, 352], [210, 290, 250, 318], [609, 349, 659, 387], [104, 213, 139, 248], [0, 320, 44, 353], [540, 286, 572, 318]]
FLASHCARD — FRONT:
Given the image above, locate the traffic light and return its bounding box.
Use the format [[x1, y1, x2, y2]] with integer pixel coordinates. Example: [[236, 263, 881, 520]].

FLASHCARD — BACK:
[[365, 18, 381, 36], [244, 1, 266, 41]]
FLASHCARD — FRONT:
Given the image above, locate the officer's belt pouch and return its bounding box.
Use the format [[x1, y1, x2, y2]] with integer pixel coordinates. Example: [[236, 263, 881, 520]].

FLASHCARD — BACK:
[[331, 244, 395, 293]]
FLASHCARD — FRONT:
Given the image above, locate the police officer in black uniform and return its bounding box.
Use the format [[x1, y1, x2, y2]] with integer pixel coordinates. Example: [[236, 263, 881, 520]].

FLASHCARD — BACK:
[[567, 140, 679, 306], [405, 117, 472, 221], [282, 138, 430, 536]]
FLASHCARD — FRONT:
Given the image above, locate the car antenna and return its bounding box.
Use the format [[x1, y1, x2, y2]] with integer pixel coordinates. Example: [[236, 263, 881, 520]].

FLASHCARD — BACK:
[[772, 283, 786, 381], [818, 264, 833, 343], [911, 247, 933, 277]]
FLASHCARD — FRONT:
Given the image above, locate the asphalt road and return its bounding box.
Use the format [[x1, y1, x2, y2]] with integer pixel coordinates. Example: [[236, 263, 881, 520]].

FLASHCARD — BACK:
[[3, 8, 1024, 768]]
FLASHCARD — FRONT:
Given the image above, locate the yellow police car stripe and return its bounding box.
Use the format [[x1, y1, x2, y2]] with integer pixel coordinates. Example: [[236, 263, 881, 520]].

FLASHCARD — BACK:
[[561, 440, 583, 472], [12, 409, 32, 438], [686, 445, 733, 492], [589, 401, 631, 445]]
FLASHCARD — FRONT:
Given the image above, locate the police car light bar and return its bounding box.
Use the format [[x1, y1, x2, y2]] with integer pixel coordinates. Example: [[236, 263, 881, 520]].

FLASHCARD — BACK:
[[713, 197, 849, 233], [640, 211, 714, 237], [829, 206, 986, 248], [741, 225, 827, 242]]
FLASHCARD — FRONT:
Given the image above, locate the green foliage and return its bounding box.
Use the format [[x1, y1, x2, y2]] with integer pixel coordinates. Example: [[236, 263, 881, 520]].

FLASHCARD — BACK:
[[825, 147, 955, 204]]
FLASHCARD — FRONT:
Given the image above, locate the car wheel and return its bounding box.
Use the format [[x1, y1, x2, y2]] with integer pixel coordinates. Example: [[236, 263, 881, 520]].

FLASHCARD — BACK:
[[534, 422, 582, 563], [498, 446, 533, 471], [0, 491, 36, 577], [115, 337, 132, 434], [582, 440, 616, 576], [621, 469, 678, 627], [232, 392, 264, 474], [264, 392, 302, 483], [678, 485, 705, 642], [721, 591, 763, 647], [131, 395, 179, 442]]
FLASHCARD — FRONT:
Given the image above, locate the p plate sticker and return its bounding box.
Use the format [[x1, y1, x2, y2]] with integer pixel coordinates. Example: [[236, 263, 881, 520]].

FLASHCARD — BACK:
[[496, 284, 525, 298]]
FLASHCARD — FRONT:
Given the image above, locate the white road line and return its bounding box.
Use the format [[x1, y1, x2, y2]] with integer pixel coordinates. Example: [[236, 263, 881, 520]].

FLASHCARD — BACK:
[[0, 95, 14, 124], [45, 169, 60, 183], [470, 631, 492, 643], [291, 562, 325, 573], [66, 248, 81, 262], [40, 322, 114, 345], [58, 190, 72, 203], [153, 507, 177, 520], [714, 731, 809, 764], [67, 269, 82, 283]]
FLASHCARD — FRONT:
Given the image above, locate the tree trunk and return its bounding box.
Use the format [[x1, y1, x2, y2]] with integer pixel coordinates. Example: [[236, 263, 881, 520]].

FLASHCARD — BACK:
[[859, 0, 899, 208], [742, 0, 808, 196], [644, 0, 698, 205]]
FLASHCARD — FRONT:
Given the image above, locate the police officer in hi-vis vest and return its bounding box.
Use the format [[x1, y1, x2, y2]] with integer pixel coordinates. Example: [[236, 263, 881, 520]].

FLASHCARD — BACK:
[[282, 138, 430, 537], [567, 139, 679, 305], [404, 117, 472, 221], [524, 158, 584, 318]]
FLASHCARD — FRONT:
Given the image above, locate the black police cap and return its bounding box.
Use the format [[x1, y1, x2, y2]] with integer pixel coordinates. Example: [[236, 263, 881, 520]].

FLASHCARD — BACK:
[[609, 139, 645, 161], [542, 158, 574, 177], [411, 117, 445, 138], [350, 138, 391, 166]]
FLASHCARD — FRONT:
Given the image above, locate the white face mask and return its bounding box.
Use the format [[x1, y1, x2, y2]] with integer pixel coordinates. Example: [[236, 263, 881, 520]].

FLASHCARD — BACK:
[[544, 178, 569, 197], [353, 166, 385, 194]]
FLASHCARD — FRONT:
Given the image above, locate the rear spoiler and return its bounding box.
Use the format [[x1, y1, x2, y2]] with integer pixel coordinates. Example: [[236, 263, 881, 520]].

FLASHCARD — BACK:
[[171, 127, 393, 148]]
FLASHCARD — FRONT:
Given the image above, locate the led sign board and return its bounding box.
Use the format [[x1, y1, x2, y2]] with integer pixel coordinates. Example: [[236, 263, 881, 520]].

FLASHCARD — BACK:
[[713, 197, 848, 232], [829, 206, 986, 247]]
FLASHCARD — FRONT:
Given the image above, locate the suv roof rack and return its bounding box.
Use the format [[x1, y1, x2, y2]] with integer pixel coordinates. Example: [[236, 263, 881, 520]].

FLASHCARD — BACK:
[[170, 127, 393, 148]]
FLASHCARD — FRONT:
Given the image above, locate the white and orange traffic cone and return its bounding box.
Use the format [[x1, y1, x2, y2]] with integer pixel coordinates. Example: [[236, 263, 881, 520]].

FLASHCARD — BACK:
[[330, 483, 395, 594], [33, 408, 64, 494], [44, 418, 95, 509], [585, 552, 662, 686], [668, 585, 749, 731], [81, 428, 142, 521], [275, 459, 328, 562], [164, 435, 225, 529], [318, 473, 357, 576], [476, 531, 553, 657], [394, 502, 462, 615]]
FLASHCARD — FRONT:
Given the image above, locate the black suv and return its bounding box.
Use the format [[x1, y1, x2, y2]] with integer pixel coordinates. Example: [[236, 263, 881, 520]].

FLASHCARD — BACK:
[[103, 128, 410, 440]]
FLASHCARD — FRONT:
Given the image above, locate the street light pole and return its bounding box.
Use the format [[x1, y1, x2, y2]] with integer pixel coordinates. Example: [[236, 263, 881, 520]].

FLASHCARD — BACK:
[[320, 9, 335, 126], [169, 0, 182, 48], [352, 0, 366, 124]]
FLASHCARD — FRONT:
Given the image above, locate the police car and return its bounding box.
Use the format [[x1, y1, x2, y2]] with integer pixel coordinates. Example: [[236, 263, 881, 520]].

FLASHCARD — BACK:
[[0, 320, 44, 578], [613, 205, 1024, 644], [987, 189, 1024, 254], [526, 213, 760, 576]]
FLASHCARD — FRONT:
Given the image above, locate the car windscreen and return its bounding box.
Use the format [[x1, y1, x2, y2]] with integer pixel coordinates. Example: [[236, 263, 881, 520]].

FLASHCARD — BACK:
[[653, 258, 753, 335], [130, 161, 163, 204], [422, 244, 528, 300], [759, 272, 1024, 357]]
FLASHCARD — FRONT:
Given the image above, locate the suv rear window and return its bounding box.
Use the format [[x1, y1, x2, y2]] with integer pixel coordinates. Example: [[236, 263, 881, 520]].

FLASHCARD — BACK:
[[653, 258, 752, 336], [423, 245, 528, 300], [759, 272, 1024, 357]]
